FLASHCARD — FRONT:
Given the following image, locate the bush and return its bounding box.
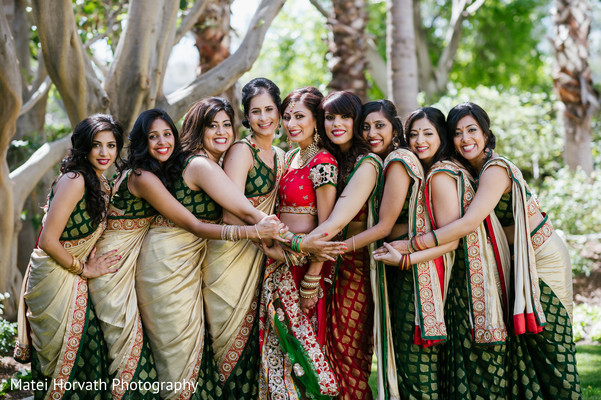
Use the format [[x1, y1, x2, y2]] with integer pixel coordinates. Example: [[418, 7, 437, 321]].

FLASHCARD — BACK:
[[0, 293, 17, 356], [573, 304, 601, 344]]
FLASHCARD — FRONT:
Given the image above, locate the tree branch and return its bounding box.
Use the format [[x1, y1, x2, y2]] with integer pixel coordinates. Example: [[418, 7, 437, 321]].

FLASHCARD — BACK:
[[308, 0, 329, 18], [19, 76, 51, 117], [161, 0, 287, 121], [32, 0, 108, 125], [366, 39, 387, 97], [174, 0, 210, 45], [10, 135, 72, 210]]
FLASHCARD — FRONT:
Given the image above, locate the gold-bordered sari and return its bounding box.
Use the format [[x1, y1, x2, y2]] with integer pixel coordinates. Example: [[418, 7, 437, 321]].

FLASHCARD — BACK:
[[15, 184, 111, 400], [202, 139, 285, 396], [375, 149, 449, 400], [88, 170, 157, 400]]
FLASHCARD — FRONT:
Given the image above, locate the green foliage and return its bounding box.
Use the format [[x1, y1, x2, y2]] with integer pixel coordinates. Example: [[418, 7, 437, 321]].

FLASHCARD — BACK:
[[73, 0, 127, 49], [450, 0, 552, 92], [0, 293, 17, 357], [243, 1, 330, 97], [573, 304, 601, 343]]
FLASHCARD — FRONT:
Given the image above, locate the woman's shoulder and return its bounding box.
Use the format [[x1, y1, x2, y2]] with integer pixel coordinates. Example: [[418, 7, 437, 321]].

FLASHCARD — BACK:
[[311, 150, 338, 166], [384, 149, 422, 175], [53, 172, 86, 193]]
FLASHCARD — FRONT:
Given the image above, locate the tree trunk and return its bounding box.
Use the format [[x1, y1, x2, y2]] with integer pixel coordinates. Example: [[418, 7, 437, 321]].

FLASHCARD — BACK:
[[552, 0, 599, 175], [0, 3, 23, 317], [327, 0, 368, 100], [387, 0, 418, 119]]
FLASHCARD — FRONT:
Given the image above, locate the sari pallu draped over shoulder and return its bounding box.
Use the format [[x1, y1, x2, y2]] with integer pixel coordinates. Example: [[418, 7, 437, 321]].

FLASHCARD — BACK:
[[374, 149, 449, 400], [426, 161, 511, 345], [15, 221, 108, 400], [481, 157, 548, 333], [202, 142, 285, 394], [326, 153, 381, 400], [88, 170, 157, 400]]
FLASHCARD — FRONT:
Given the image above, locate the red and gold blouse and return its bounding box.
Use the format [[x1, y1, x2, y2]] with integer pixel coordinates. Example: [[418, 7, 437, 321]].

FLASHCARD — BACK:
[[278, 150, 338, 216]]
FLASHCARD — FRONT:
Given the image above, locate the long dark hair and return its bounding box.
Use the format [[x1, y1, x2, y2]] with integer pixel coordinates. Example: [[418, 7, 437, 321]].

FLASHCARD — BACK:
[[240, 77, 282, 129], [123, 108, 185, 189], [317, 91, 371, 192], [404, 107, 448, 170], [281, 86, 324, 143], [361, 100, 406, 154], [446, 102, 496, 175], [180, 97, 237, 156], [60, 114, 124, 226]]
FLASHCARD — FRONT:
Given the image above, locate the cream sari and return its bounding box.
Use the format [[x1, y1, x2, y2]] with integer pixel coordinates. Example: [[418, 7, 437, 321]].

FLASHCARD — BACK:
[[136, 215, 215, 399], [202, 142, 284, 385], [17, 223, 105, 400]]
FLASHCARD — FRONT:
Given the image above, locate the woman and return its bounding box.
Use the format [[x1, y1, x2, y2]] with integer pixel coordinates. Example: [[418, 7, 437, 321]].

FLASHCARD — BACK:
[[296, 91, 382, 400], [258, 87, 340, 399], [202, 78, 286, 399], [89, 108, 280, 399], [135, 99, 283, 400], [377, 102, 581, 399], [15, 115, 123, 399], [348, 104, 448, 399]]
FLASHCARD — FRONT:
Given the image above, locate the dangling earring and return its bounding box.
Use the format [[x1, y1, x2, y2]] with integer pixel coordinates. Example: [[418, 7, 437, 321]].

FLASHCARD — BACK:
[[392, 136, 400, 149], [287, 136, 293, 149], [313, 128, 319, 144]]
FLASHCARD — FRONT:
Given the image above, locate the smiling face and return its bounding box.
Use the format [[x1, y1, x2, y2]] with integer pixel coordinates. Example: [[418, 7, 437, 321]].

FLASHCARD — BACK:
[[453, 115, 488, 168], [408, 117, 441, 166], [147, 118, 175, 164], [87, 130, 118, 176], [362, 110, 394, 157], [247, 91, 280, 139], [202, 110, 234, 162], [324, 112, 354, 152], [282, 101, 316, 148]]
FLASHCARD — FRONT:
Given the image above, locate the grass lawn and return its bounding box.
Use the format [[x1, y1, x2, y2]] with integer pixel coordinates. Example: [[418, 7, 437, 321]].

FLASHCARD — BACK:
[[578, 344, 601, 400], [368, 344, 601, 399]]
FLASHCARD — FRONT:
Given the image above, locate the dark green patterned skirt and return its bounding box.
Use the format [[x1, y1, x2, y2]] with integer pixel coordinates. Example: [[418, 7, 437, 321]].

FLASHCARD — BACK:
[[439, 248, 508, 400], [507, 280, 581, 400], [221, 309, 260, 400], [189, 330, 223, 400], [119, 333, 158, 400], [32, 302, 112, 400], [386, 266, 440, 399]]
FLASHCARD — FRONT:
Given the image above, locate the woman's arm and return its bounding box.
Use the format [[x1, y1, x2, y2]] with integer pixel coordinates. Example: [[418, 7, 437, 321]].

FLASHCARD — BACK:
[[220, 142, 254, 225], [374, 172, 461, 265], [344, 161, 410, 252], [129, 169, 280, 240], [38, 174, 120, 278], [185, 156, 266, 224], [305, 160, 379, 245]]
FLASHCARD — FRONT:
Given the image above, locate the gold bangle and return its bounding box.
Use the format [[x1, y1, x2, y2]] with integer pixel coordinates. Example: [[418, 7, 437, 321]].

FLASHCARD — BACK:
[[352, 236, 356, 252], [254, 224, 262, 242]]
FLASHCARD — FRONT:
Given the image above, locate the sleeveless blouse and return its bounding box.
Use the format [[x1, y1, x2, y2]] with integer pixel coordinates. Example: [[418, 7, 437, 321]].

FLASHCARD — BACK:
[[48, 186, 98, 241], [109, 171, 157, 219], [171, 155, 222, 222], [278, 150, 338, 216], [241, 141, 278, 197]]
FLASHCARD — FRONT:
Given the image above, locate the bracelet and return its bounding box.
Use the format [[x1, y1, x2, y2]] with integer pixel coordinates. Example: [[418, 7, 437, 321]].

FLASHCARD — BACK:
[[399, 253, 412, 271], [299, 287, 319, 299], [431, 231, 439, 246], [352, 236, 356, 253], [290, 234, 305, 253], [254, 224, 262, 242]]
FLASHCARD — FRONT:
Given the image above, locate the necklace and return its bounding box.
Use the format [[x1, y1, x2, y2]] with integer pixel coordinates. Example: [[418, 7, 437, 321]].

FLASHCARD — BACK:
[[298, 141, 320, 167], [248, 135, 272, 153]]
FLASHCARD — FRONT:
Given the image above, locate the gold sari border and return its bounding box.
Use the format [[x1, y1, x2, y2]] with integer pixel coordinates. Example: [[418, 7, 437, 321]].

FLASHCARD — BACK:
[[107, 216, 154, 231], [112, 316, 144, 400], [46, 277, 88, 400]]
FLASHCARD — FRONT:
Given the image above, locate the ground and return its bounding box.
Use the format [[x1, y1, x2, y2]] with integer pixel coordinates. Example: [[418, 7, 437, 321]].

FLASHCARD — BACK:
[[0, 356, 32, 399]]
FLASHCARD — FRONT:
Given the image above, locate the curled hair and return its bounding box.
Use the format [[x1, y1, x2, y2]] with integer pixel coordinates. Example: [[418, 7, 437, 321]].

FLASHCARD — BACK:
[[281, 86, 324, 143], [317, 91, 371, 192], [240, 77, 281, 129], [123, 108, 185, 189], [60, 114, 124, 227], [361, 100, 406, 155], [180, 97, 237, 156], [446, 102, 496, 174], [404, 107, 448, 170]]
